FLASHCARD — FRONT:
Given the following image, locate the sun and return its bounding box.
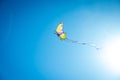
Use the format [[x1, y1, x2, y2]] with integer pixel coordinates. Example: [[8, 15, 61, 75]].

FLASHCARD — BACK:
[[100, 36, 120, 75]]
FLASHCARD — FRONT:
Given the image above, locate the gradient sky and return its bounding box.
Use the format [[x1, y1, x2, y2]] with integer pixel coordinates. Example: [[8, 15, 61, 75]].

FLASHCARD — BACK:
[[1, 0, 120, 80]]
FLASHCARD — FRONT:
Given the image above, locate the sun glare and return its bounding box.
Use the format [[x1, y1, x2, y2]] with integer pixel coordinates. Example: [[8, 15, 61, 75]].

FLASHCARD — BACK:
[[100, 36, 120, 75]]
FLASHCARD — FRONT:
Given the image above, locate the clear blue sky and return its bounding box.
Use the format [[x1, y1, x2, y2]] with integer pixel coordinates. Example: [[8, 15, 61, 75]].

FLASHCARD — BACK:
[[1, 0, 120, 80]]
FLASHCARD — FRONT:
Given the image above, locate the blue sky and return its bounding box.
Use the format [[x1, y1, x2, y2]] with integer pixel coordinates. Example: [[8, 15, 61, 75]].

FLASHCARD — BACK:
[[1, 0, 120, 80]]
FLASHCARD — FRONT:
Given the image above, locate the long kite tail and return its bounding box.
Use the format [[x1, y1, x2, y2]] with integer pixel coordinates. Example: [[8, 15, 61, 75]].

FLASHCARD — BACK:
[[66, 38, 100, 50]]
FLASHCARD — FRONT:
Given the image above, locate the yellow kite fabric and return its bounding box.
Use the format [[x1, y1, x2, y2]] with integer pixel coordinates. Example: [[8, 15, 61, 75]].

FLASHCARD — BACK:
[[56, 23, 63, 33], [56, 23, 67, 40]]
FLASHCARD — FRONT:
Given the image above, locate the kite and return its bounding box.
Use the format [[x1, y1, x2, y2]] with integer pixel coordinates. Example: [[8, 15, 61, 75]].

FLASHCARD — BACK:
[[55, 22, 66, 40], [55, 22, 100, 50]]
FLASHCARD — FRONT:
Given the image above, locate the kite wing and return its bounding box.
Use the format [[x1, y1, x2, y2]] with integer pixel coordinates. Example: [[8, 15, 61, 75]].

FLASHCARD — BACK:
[[56, 22, 64, 34]]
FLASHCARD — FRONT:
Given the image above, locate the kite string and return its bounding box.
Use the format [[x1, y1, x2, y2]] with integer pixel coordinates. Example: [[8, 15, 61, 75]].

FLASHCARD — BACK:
[[66, 38, 100, 50]]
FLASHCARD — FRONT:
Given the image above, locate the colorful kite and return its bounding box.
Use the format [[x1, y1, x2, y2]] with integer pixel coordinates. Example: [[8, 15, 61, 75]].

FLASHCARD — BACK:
[[55, 22, 100, 50]]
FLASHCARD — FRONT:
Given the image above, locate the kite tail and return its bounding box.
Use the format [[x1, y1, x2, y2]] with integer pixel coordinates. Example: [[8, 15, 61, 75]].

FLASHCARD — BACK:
[[66, 38, 100, 50]]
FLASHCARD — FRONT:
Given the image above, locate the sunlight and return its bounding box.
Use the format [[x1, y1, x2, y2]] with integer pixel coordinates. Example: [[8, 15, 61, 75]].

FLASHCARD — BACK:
[[100, 36, 120, 75]]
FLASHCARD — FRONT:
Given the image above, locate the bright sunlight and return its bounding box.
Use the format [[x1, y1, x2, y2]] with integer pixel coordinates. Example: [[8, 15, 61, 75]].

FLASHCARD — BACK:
[[100, 36, 120, 75]]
